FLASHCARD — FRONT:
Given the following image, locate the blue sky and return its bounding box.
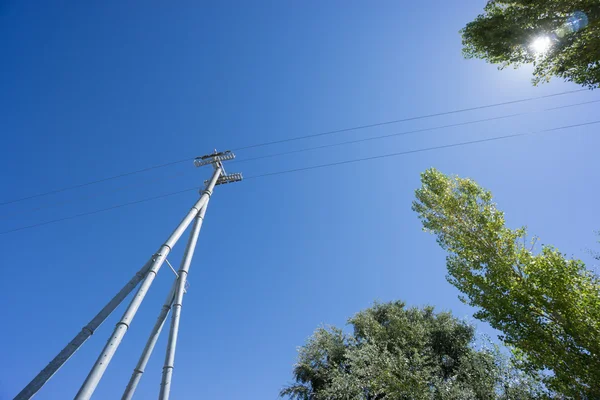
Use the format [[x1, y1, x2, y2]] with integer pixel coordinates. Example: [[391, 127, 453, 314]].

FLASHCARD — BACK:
[[1, 1, 599, 399]]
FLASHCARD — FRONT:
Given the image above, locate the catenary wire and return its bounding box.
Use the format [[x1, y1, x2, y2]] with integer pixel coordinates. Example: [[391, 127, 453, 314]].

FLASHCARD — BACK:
[[4, 97, 595, 220], [0, 157, 196, 207], [244, 120, 599, 180], [231, 99, 600, 165], [0, 169, 197, 219], [1, 119, 597, 235], [230, 88, 589, 151], [0, 187, 198, 235], [0, 88, 590, 206]]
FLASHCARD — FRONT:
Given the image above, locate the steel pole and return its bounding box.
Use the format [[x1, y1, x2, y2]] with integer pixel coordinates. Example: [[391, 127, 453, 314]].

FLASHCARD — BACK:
[[14, 265, 155, 400], [74, 167, 222, 400], [158, 199, 209, 400], [121, 278, 178, 400]]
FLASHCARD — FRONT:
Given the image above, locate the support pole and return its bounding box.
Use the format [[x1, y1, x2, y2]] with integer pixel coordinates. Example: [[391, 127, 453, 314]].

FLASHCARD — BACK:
[[73, 167, 222, 400], [14, 264, 154, 400], [121, 277, 178, 400], [158, 198, 209, 400]]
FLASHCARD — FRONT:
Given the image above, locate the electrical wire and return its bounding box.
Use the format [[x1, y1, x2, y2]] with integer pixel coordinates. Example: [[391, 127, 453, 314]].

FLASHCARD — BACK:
[[244, 120, 599, 180], [0, 100, 600, 220], [0, 169, 196, 220], [4, 98, 594, 220], [230, 88, 589, 151], [0, 157, 195, 207], [0, 101, 580, 220], [0, 187, 198, 235], [0, 88, 590, 206], [2, 118, 597, 235], [231, 99, 600, 165]]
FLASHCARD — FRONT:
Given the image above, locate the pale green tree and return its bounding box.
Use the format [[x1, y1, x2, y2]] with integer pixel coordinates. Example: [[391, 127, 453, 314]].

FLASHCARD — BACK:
[[413, 168, 600, 398], [461, 0, 600, 88]]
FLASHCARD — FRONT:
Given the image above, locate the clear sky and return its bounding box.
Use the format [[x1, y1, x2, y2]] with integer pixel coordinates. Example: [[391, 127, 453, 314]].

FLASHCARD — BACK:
[[1, 1, 599, 399]]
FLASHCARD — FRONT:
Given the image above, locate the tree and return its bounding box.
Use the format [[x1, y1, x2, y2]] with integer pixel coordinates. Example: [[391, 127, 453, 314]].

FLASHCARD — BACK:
[[413, 168, 600, 398], [281, 302, 543, 400], [461, 0, 600, 88], [592, 232, 600, 262]]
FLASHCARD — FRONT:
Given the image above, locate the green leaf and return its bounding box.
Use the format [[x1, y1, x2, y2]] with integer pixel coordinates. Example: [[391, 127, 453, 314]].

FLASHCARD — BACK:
[[413, 168, 600, 398]]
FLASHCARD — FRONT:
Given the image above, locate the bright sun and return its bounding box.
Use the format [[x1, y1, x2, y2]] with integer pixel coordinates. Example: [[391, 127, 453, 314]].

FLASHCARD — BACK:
[[530, 36, 552, 54]]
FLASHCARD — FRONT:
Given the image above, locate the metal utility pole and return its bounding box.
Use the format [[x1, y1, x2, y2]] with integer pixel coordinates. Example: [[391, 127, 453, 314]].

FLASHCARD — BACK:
[[121, 279, 177, 400], [15, 150, 242, 400], [159, 200, 208, 400], [73, 166, 222, 400]]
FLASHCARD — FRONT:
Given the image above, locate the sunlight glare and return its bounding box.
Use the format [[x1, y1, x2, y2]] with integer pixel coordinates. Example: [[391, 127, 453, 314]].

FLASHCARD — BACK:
[[530, 36, 552, 54]]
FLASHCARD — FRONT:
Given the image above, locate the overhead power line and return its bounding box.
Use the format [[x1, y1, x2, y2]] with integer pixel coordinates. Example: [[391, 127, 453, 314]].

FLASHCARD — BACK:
[[5, 99, 596, 220], [231, 88, 588, 151], [0, 157, 195, 207], [232, 99, 600, 165], [0, 188, 198, 235], [0, 88, 590, 207], [0, 169, 195, 220], [244, 120, 599, 179], [2, 119, 597, 235]]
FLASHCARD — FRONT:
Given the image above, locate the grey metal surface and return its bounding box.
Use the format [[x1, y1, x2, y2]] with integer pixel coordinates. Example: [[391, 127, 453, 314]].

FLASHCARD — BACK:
[[121, 280, 178, 400], [73, 167, 222, 400], [15, 151, 238, 400], [193, 150, 235, 167], [204, 172, 243, 186], [13, 258, 153, 400], [158, 201, 208, 400]]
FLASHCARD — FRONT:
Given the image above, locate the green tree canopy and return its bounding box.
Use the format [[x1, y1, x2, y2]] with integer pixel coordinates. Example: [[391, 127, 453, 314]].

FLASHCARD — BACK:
[[461, 0, 600, 88], [413, 168, 600, 398], [281, 302, 543, 400]]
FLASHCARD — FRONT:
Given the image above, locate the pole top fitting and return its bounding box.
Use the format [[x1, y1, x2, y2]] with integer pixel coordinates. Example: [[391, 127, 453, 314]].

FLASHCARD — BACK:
[[194, 149, 243, 186], [193, 150, 235, 167]]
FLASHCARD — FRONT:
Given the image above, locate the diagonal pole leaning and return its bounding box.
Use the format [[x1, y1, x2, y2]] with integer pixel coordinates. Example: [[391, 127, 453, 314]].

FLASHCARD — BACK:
[[120, 278, 177, 400], [121, 200, 209, 400], [159, 194, 211, 400], [14, 166, 222, 400], [74, 166, 222, 400]]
